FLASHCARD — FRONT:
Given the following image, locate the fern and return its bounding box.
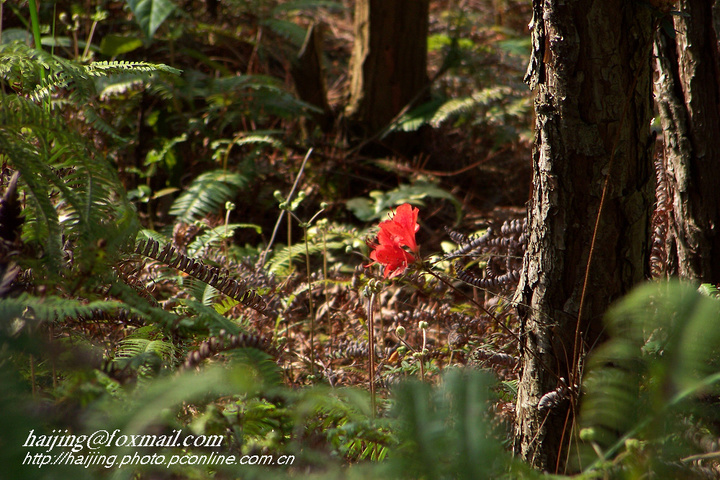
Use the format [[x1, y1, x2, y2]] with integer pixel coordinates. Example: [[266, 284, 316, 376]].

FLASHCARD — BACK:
[[210, 133, 284, 164], [31, 59, 180, 104], [0, 294, 123, 324], [386, 369, 511, 479], [261, 18, 308, 46], [115, 336, 176, 369], [431, 86, 512, 127], [1, 42, 179, 103], [169, 169, 249, 223], [185, 223, 262, 258], [203, 74, 319, 131], [391, 86, 520, 134], [576, 281, 720, 475], [297, 386, 395, 462], [0, 44, 178, 284], [134, 238, 271, 316]]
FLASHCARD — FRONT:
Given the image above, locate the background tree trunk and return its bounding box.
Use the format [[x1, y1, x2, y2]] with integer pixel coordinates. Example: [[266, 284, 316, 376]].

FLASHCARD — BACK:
[[514, 0, 654, 471], [653, 0, 720, 283], [344, 0, 429, 152]]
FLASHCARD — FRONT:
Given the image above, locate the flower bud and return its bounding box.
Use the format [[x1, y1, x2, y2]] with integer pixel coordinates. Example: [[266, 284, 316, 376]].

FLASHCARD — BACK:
[[395, 326, 406, 338]]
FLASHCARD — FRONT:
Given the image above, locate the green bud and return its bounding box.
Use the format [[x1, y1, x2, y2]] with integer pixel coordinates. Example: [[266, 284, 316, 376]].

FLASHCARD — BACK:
[[624, 438, 641, 451], [418, 320, 429, 330], [579, 428, 596, 442], [396, 326, 406, 338]]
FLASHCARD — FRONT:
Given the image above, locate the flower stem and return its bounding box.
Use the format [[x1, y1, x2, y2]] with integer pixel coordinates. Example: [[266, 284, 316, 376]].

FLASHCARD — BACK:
[[367, 292, 377, 418], [303, 225, 315, 377]]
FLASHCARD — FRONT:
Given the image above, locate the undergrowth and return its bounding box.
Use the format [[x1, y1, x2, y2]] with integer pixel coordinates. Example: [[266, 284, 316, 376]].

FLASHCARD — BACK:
[[2, 1, 720, 479]]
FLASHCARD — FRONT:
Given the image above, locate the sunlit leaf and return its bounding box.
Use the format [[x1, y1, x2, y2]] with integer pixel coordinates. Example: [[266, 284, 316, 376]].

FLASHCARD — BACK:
[[126, 0, 177, 39]]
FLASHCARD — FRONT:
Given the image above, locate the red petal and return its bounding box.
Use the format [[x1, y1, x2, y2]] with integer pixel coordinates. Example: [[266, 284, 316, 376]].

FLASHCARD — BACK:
[[367, 243, 414, 278], [380, 204, 419, 254]]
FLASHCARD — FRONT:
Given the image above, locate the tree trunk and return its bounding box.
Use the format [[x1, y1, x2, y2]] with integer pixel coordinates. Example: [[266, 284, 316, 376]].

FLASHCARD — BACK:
[[344, 0, 429, 151], [653, 0, 720, 283], [514, 0, 654, 471], [291, 24, 334, 133]]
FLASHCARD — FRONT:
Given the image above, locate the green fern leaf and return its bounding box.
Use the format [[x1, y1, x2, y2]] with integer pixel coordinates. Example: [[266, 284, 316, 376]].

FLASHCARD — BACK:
[[0, 294, 123, 324], [577, 280, 720, 472], [169, 170, 249, 223]]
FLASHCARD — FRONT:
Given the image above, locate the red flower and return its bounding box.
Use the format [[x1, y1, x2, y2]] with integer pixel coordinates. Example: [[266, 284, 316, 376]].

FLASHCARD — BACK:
[[366, 203, 420, 278], [377, 203, 420, 255], [369, 243, 415, 278]]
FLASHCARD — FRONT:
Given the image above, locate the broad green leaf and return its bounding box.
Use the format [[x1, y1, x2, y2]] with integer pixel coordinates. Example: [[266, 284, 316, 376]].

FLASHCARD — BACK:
[[126, 0, 176, 39], [346, 182, 462, 223], [100, 34, 143, 56]]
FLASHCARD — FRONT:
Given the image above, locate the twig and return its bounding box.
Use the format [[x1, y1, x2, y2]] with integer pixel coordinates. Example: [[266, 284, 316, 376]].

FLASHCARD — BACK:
[[258, 148, 313, 267]]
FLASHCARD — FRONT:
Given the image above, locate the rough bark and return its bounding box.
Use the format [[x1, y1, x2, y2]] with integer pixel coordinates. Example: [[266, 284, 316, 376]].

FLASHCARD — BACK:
[[291, 24, 333, 133], [344, 0, 429, 146], [653, 0, 720, 283], [514, 0, 654, 471]]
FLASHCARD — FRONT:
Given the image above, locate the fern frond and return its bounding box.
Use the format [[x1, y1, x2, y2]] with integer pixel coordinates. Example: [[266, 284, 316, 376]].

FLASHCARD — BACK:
[[186, 223, 262, 258], [576, 281, 720, 472], [0, 294, 122, 324], [267, 236, 346, 274], [392, 98, 446, 133], [183, 330, 275, 370], [261, 18, 308, 46], [1, 66, 140, 279], [169, 170, 249, 223], [430, 86, 514, 127], [214, 296, 239, 315], [180, 299, 245, 335], [29, 59, 180, 103], [116, 337, 175, 365], [430, 96, 478, 127], [390, 369, 509, 479], [134, 238, 272, 317]]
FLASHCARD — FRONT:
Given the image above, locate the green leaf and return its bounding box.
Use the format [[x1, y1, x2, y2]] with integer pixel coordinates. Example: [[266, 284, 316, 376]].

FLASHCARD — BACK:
[[346, 182, 462, 223], [100, 35, 143, 56], [271, 0, 345, 15], [125, 0, 177, 39]]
